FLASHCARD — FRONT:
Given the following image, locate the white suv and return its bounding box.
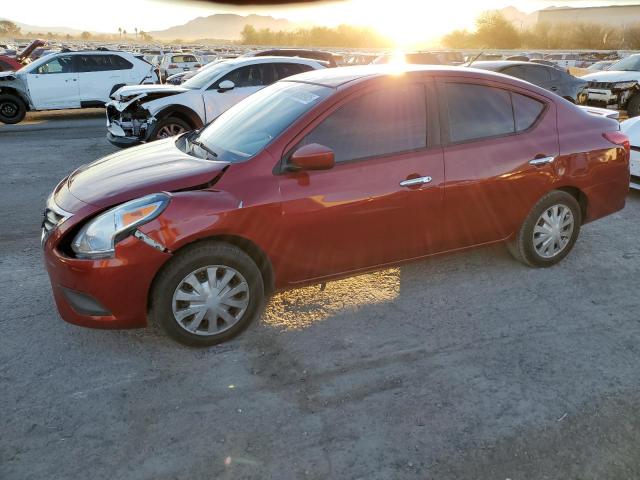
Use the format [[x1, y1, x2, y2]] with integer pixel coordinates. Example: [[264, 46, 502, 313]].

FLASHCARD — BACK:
[[0, 50, 157, 124], [106, 56, 324, 147], [160, 53, 201, 80]]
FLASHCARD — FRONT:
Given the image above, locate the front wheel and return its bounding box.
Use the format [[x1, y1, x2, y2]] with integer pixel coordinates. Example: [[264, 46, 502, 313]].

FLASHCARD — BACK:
[[508, 190, 581, 268], [0, 94, 26, 124], [148, 116, 191, 141], [150, 242, 265, 347]]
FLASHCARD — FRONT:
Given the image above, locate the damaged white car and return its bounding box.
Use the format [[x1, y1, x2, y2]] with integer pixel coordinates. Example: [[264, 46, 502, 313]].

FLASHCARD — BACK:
[[106, 56, 324, 148], [0, 51, 157, 124], [582, 54, 640, 117]]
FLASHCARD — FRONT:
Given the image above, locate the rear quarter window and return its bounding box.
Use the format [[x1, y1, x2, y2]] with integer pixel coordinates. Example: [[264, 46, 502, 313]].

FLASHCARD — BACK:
[[512, 93, 545, 131]]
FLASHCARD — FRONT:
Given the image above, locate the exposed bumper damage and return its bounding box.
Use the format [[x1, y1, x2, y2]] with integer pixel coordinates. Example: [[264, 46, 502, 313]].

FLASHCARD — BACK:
[[106, 87, 185, 148], [585, 81, 639, 110], [0, 72, 33, 109]]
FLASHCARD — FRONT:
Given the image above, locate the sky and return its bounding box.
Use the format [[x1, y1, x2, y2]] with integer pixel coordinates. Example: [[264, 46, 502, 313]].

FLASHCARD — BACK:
[[2, 0, 640, 43]]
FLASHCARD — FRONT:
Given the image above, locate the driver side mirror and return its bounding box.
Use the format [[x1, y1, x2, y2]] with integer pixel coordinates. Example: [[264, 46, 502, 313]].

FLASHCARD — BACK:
[[217, 80, 235, 92], [289, 143, 335, 171]]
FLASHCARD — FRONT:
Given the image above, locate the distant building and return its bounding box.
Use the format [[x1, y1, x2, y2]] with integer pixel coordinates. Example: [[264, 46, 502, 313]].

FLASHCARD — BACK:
[[538, 4, 640, 27]]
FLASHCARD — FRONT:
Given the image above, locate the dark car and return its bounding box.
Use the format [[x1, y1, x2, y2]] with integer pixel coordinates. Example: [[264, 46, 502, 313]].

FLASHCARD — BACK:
[[242, 49, 338, 67], [43, 65, 629, 346], [471, 61, 588, 104]]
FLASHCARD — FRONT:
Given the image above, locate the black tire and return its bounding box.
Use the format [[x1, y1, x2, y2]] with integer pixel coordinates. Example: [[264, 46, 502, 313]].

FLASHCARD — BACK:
[[626, 93, 640, 117], [150, 242, 265, 347], [508, 190, 582, 268], [0, 94, 26, 124], [148, 116, 191, 141]]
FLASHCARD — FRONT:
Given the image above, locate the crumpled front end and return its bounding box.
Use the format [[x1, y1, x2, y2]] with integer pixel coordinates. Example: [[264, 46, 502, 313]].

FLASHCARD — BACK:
[[585, 80, 639, 110], [106, 95, 156, 148], [0, 72, 33, 109]]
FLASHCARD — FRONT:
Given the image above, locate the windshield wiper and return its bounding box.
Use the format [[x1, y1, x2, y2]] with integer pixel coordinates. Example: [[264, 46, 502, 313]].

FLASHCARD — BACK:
[[187, 131, 218, 159]]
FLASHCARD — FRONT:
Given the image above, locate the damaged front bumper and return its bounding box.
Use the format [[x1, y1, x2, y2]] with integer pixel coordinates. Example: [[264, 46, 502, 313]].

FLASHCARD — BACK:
[[585, 81, 638, 110], [106, 95, 156, 148]]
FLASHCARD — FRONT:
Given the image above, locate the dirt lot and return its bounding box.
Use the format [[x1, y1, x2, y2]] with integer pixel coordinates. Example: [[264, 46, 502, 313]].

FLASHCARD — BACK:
[[1, 110, 640, 479]]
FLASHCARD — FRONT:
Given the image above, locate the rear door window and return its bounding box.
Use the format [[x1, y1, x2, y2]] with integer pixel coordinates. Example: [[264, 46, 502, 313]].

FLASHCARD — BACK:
[[520, 65, 551, 85], [300, 83, 427, 163], [445, 83, 514, 142], [445, 82, 546, 142]]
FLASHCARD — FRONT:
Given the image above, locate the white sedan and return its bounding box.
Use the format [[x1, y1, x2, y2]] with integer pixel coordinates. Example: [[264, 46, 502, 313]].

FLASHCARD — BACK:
[[620, 117, 640, 189], [106, 56, 324, 147]]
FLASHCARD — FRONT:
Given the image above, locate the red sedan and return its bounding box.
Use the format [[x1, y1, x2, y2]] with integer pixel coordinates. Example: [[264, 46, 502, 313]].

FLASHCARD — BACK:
[[42, 65, 630, 346]]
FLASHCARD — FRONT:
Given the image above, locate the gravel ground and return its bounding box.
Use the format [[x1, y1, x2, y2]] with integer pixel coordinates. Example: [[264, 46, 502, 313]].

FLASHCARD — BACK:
[[1, 110, 640, 479]]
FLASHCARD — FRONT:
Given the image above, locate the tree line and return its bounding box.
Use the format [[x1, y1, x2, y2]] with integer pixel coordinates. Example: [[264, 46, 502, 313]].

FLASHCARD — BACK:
[[0, 20, 154, 43], [443, 11, 640, 50], [240, 24, 391, 48]]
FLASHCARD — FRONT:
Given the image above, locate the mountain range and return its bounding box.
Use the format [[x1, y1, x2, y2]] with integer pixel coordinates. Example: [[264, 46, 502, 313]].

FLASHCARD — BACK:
[[149, 14, 295, 41]]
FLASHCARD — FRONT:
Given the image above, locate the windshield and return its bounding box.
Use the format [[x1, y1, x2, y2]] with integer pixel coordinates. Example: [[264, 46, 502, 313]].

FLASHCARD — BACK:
[[185, 81, 331, 162], [610, 55, 640, 72], [182, 61, 232, 89]]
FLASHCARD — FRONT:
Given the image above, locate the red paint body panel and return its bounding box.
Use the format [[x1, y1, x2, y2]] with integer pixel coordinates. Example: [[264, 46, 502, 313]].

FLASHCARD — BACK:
[[43, 66, 630, 330], [44, 236, 171, 329]]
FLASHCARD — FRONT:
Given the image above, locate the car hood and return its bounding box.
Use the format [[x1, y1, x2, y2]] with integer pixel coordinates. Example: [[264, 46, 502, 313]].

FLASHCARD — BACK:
[[112, 84, 188, 100], [0, 71, 17, 80], [581, 70, 640, 83], [63, 137, 229, 209]]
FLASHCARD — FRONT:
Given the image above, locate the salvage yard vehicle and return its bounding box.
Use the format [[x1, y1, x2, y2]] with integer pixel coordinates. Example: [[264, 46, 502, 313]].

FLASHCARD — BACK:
[[0, 50, 157, 124], [582, 54, 640, 117], [471, 61, 588, 104], [43, 65, 630, 347], [105, 56, 324, 147], [620, 117, 640, 189], [159, 53, 201, 80]]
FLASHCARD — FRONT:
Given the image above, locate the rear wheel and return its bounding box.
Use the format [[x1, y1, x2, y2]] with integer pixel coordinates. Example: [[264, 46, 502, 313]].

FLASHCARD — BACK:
[[148, 116, 191, 141], [508, 190, 581, 267], [0, 94, 26, 124], [150, 242, 265, 347]]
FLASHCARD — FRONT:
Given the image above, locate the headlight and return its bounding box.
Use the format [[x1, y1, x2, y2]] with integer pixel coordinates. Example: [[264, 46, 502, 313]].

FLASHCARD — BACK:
[[71, 193, 169, 259], [614, 81, 638, 90]]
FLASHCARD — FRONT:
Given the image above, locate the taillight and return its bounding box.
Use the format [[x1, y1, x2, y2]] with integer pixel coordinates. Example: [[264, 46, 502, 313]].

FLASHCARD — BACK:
[[603, 131, 630, 152], [168, 64, 178, 69], [194, 64, 201, 68]]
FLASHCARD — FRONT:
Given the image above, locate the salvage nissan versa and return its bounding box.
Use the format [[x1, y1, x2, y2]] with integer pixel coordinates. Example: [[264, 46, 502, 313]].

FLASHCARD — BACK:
[[42, 65, 630, 346]]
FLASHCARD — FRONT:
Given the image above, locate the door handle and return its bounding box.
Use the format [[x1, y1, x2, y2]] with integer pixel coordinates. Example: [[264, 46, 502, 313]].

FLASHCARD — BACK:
[[529, 156, 555, 166], [400, 176, 432, 187]]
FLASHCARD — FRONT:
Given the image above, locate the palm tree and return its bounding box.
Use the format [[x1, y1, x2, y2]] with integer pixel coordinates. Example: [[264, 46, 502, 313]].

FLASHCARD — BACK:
[[118, 27, 122, 40], [135, 27, 138, 40]]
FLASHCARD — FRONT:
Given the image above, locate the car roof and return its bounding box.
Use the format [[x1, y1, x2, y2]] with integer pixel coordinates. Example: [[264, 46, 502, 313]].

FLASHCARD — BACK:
[[284, 64, 536, 88], [468, 60, 552, 70], [217, 55, 324, 68]]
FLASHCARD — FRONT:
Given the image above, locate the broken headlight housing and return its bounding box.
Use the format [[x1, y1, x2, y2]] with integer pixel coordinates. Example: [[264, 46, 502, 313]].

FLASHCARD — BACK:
[[71, 193, 169, 259], [613, 81, 638, 90]]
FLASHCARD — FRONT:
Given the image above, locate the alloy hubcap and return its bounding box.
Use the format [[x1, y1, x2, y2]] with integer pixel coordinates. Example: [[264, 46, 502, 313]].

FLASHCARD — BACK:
[[532, 204, 574, 258], [157, 123, 186, 138], [172, 265, 249, 336]]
